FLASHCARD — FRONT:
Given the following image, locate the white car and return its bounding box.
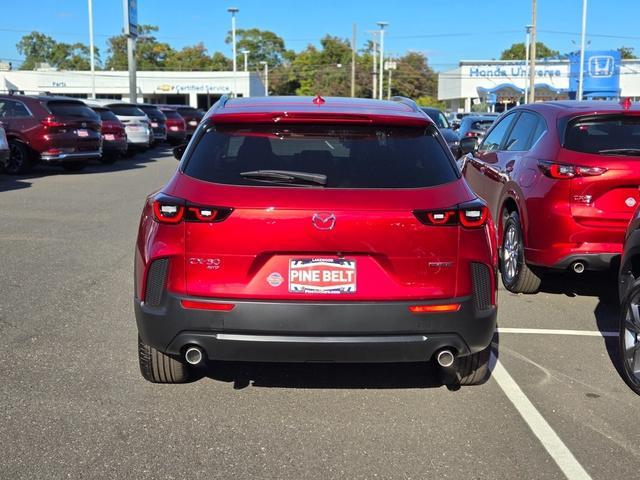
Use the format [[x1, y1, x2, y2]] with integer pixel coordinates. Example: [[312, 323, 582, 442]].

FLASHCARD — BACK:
[[85, 100, 151, 152]]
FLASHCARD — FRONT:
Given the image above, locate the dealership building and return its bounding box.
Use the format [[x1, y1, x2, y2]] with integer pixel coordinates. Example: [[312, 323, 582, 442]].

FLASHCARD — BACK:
[[438, 50, 640, 112], [0, 67, 266, 108]]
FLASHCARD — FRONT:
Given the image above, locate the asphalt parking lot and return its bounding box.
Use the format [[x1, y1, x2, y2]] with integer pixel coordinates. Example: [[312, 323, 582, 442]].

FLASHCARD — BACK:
[[1, 148, 638, 480]]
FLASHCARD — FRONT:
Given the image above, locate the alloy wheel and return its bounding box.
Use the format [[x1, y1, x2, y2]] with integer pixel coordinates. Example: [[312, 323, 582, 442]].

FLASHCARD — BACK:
[[622, 291, 640, 385], [8, 142, 24, 173], [502, 224, 519, 282]]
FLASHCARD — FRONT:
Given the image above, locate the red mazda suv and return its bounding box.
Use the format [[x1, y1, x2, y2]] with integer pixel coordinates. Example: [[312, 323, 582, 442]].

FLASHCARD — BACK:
[[0, 94, 102, 173], [134, 96, 497, 385], [460, 100, 640, 293]]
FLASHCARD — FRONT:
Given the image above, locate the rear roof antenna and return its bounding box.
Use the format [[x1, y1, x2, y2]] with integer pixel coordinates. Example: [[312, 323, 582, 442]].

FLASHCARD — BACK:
[[621, 97, 632, 110], [312, 94, 326, 105]]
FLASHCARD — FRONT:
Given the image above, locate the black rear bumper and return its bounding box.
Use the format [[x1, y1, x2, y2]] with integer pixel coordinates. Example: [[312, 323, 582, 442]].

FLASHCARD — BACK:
[[135, 294, 497, 363]]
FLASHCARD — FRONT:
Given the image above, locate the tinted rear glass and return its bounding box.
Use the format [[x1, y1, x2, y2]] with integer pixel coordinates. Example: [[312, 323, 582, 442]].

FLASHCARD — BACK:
[[177, 107, 200, 118], [471, 120, 494, 131], [95, 109, 119, 121], [108, 104, 146, 116], [47, 101, 99, 120], [183, 124, 457, 189], [139, 106, 166, 121], [163, 110, 182, 120], [564, 115, 640, 154]]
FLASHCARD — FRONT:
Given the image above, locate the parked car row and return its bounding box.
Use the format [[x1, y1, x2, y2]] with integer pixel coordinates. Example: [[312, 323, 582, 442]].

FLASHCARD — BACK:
[[0, 93, 199, 174]]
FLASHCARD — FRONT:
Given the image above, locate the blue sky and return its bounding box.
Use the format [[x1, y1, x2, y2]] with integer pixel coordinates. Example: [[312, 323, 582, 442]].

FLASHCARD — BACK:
[[1, 0, 639, 71]]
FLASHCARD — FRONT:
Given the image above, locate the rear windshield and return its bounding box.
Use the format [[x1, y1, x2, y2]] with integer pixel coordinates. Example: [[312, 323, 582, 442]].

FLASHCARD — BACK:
[[471, 120, 494, 131], [95, 109, 119, 122], [177, 107, 201, 118], [183, 124, 457, 189], [139, 106, 166, 120], [108, 104, 146, 117], [47, 101, 99, 120], [564, 115, 640, 155], [163, 110, 182, 120]]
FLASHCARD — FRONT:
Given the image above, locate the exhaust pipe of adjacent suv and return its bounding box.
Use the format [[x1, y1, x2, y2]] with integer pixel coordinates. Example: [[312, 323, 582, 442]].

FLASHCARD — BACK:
[[436, 349, 455, 368], [571, 261, 586, 274], [184, 346, 204, 365]]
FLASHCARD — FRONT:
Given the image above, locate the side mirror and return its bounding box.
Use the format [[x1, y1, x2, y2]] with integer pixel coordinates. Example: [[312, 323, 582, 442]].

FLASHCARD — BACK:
[[459, 136, 478, 155], [173, 143, 187, 161]]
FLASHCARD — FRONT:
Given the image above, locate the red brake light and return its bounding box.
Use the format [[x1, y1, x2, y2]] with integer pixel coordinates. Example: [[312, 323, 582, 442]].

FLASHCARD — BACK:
[[538, 160, 607, 179], [41, 116, 64, 128], [465, 132, 478, 137], [181, 300, 235, 311], [459, 206, 488, 228], [152, 200, 185, 224]]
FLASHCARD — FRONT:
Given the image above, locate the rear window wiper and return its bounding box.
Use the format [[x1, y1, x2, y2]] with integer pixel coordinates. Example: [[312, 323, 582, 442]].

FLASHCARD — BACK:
[[240, 170, 327, 186], [597, 148, 640, 156]]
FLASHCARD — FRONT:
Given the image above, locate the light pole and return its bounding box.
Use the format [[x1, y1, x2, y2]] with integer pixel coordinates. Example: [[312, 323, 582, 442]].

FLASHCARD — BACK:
[[528, 0, 537, 103], [259, 61, 268, 96], [524, 25, 532, 104], [241, 50, 250, 72], [377, 22, 388, 100], [385, 60, 397, 100], [577, 0, 588, 100], [227, 7, 239, 96], [88, 0, 96, 99], [370, 31, 378, 99]]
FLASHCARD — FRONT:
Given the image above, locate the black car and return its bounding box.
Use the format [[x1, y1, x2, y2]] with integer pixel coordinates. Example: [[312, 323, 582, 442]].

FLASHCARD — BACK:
[[421, 107, 461, 158], [619, 206, 640, 395], [457, 115, 498, 142], [136, 104, 167, 144]]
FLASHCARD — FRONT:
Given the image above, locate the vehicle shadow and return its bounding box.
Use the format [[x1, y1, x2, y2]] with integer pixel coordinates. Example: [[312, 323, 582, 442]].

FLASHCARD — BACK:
[[539, 269, 623, 379], [199, 331, 500, 390], [0, 145, 175, 189]]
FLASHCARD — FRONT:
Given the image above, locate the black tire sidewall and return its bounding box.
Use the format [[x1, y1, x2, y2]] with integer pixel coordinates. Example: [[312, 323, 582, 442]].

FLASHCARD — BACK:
[[7, 140, 30, 174], [619, 282, 640, 395], [500, 212, 525, 290]]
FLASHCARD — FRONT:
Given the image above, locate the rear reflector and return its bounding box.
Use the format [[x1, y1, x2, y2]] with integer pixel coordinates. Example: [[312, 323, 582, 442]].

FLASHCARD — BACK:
[[180, 300, 235, 311], [409, 303, 461, 314]]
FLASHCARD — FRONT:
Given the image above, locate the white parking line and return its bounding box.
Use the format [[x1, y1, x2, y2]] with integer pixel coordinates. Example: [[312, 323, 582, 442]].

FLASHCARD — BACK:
[[498, 327, 618, 337], [492, 359, 592, 480]]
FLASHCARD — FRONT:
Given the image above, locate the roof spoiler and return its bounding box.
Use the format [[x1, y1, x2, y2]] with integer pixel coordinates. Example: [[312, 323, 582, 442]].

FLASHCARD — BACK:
[[390, 96, 421, 113]]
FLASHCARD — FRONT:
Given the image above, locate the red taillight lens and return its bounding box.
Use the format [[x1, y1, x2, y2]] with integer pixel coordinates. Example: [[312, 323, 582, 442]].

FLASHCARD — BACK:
[[415, 202, 488, 229], [41, 116, 64, 128], [152, 200, 184, 224], [459, 206, 488, 228], [151, 194, 232, 225], [181, 300, 235, 311], [465, 132, 479, 137], [409, 303, 461, 314], [538, 160, 607, 179]]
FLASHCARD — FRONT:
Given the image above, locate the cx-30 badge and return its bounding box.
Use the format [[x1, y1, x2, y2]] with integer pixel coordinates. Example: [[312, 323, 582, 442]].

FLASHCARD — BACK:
[[312, 213, 336, 231]]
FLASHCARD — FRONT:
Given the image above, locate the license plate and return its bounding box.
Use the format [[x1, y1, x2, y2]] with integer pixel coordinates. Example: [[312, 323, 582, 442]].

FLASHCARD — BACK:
[[151, 122, 158, 128], [77, 129, 89, 137], [289, 258, 356, 294], [189, 120, 198, 126], [128, 126, 142, 132], [104, 134, 115, 141]]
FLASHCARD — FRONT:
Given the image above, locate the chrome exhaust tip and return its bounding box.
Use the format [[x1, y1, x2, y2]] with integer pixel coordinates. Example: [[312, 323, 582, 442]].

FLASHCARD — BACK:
[[571, 261, 586, 274], [184, 346, 204, 365], [436, 349, 455, 368]]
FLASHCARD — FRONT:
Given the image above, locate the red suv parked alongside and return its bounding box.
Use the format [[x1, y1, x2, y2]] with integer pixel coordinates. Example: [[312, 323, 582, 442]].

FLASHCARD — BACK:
[[134, 96, 498, 385], [460, 101, 640, 293], [0, 94, 101, 173], [160, 107, 186, 145], [159, 104, 202, 138], [89, 106, 127, 164]]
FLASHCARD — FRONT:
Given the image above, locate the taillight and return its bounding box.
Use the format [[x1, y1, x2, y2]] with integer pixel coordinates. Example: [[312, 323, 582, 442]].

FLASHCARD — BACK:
[[409, 303, 461, 314], [41, 116, 64, 128], [152, 194, 232, 225], [465, 131, 479, 137], [538, 160, 607, 179], [415, 201, 489, 229]]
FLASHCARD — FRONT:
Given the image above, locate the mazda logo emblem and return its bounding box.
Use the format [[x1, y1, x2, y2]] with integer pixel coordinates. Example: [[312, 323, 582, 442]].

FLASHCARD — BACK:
[[312, 213, 336, 230]]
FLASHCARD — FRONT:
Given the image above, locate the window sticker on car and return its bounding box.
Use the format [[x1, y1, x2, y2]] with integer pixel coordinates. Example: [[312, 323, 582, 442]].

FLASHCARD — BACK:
[[289, 258, 356, 294]]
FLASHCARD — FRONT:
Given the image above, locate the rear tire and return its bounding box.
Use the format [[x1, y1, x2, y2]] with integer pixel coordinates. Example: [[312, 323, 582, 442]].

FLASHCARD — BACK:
[[6, 140, 33, 174], [619, 279, 640, 395], [99, 154, 118, 165], [62, 161, 87, 172], [457, 345, 492, 386], [500, 211, 542, 294], [138, 336, 191, 383]]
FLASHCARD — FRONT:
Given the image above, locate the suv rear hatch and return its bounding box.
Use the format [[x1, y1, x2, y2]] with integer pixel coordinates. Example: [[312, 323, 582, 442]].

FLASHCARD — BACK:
[[168, 123, 476, 301], [43, 100, 101, 152], [558, 114, 640, 230]]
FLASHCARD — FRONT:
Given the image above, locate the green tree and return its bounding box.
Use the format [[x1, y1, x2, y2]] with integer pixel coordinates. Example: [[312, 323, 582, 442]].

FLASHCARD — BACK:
[[17, 32, 56, 69], [500, 42, 559, 60], [225, 28, 289, 68], [105, 25, 174, 70], [619, 46, 637, 59], [210, 52, 233, 71], [17, 32, 97, 70], [166, 43, 215, 71], [389, 51, 438, 99]]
